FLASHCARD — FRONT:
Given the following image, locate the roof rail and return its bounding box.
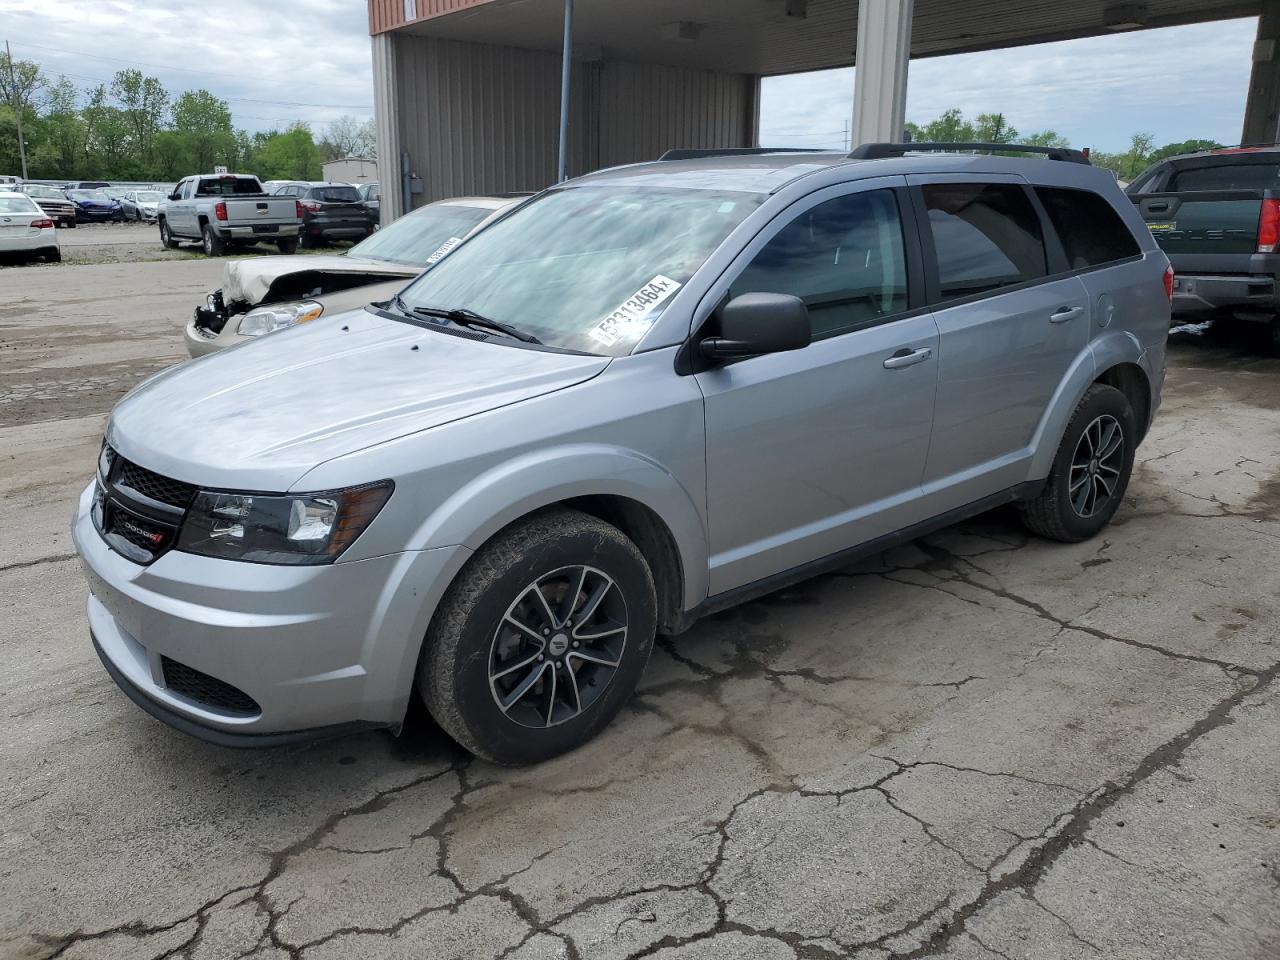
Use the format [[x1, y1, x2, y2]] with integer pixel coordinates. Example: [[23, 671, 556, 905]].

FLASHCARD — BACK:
[[658, 146, 828, 162], [849, 141, 1091, 164]]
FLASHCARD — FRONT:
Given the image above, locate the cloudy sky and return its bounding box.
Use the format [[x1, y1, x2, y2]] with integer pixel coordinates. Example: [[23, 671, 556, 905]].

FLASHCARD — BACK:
[[0, 2, 1258, 153]]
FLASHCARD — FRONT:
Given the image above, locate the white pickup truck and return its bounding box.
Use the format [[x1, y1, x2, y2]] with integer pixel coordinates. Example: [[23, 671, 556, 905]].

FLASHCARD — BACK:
[[158, 173, 302, 256]]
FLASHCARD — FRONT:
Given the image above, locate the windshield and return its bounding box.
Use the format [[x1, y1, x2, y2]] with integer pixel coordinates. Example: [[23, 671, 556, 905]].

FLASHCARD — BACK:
[[25, 186, 59, 198], [69, 190, 109, 200], [0, 196, 38, 213], [349, 202, 495, 265], [135, 191, 163, 201], [313, 186, 360, 203], [397, 186, 762, 355]]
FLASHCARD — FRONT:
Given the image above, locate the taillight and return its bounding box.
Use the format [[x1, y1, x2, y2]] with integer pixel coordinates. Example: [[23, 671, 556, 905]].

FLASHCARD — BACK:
[[30, 217, 54, 229], [301, 200, 321, 213], [295, 200, 304, 219], [1258, 198, 1280, 253], [214, 201, 228, 221], [1163, 263, 1175, 304]]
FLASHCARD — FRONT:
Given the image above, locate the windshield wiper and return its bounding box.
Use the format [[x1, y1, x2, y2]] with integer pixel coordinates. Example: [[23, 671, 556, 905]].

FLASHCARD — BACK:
[[410, 305, 541, 344]]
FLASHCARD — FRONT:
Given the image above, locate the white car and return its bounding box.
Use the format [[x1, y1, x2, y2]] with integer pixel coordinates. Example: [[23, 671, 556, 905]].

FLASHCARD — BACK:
[[0, 191, 59, 263]]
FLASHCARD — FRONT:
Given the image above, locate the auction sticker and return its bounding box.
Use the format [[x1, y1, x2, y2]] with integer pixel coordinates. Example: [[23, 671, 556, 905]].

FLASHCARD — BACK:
[[588, 275, 682, 347], [426, 236, 464, 263]]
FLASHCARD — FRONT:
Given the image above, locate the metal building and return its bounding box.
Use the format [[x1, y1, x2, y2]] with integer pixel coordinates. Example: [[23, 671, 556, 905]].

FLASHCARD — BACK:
[[368, 0, 1279, 219]]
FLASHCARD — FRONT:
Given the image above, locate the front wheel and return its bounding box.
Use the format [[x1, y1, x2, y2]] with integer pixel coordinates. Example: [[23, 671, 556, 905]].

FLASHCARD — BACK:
[[201, 223, 225, 257], [1020, 383, 1136, 542], [159, 219, 178, 249], [420, 508, 657, 765]]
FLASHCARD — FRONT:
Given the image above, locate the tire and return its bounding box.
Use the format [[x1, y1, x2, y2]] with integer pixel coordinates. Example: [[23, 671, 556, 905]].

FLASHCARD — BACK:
[[1020, 383, 1136, 542], [420, 508, 657, 765], [43, 247, 61, 263], [64, 218, 76, 229], [158, 219, 178, 249], [276, 237, 299, 255], [201, 223, 225, 257], [297, 230, 312, 250]]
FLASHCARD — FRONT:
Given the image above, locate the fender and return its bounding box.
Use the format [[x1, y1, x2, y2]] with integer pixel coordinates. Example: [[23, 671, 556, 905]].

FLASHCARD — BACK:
[[1026, 329, 1148, 480], [410, 443, 710, 614]]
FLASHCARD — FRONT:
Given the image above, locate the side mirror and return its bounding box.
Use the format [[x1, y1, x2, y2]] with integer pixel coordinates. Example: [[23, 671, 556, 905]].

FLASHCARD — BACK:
[[700, 292, 810, 362], [167, 192, 180, 201]]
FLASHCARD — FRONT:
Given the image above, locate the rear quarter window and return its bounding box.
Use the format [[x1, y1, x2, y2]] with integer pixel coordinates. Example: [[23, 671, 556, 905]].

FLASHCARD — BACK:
[[1035, 187, 1141, 269]]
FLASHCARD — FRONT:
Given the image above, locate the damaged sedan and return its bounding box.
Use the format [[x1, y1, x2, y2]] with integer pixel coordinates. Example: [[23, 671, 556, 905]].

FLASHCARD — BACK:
[[184, 194, 527, 357]]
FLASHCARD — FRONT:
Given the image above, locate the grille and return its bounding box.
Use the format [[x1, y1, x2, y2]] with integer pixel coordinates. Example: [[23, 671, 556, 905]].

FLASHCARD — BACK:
[[161, 657, 261, 716], [116, 458, 196, 509], [106, 508, 172, 554]]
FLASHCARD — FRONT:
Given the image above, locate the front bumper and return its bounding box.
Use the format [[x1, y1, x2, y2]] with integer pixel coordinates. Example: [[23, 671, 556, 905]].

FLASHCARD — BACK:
[[73, 482, 468, 742]]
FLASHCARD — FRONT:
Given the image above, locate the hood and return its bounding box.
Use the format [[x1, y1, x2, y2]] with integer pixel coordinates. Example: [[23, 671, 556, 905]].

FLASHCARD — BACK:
[[224, 254, 416, 307], [75, 198, 116, 208], [108, 307, 609, 492]]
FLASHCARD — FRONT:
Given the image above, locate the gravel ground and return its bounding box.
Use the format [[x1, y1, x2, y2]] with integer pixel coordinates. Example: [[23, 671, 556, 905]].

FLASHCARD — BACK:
[[1, 260, 1278, 960]]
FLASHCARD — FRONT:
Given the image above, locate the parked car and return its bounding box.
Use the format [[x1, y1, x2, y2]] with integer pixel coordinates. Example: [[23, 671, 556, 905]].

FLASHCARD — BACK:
[[65, 189, 123, 223], [0, 190, 60, 262], [358, 181, 380, 226], [74, 143, 1169, 763], [64, 180, 110, 190], [158, 173, 302, 256], [1128, 146, 1280, 347], [102, 187, 132, 203], [21, 184, 77, 228], [120, 190, 165, 223], [184, 194, 526, 356], [271, 181, 374, 247]]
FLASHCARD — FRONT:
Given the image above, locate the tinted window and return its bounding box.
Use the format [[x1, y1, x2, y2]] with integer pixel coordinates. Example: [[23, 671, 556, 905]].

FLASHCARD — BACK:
[[1035, 187, 1141, 269], [1169, 162, 1280, 191], [195, 177, 265, 196], [730, 189, 908, 338], [312, 186, 360, 203], [922, 183, 1046, 300]]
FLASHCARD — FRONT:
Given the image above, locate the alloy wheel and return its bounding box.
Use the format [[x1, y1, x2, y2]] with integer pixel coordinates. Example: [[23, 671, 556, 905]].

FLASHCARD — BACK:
[[488, 565, 628, 729], [1069, 414, 1124, 518]]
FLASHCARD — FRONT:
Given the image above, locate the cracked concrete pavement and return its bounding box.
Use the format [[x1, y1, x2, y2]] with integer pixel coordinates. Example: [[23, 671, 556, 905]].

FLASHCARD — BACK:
[[2, 262, 1279, 959]]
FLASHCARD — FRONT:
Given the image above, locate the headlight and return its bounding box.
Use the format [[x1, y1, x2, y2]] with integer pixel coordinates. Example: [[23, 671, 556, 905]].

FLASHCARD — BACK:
[[176, 480, 393, 565], [237, 300, 324, 337]]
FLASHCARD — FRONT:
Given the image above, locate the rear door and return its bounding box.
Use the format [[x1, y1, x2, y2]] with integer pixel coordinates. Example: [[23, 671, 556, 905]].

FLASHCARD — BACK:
[[910, 175, 1090, 508], [697, 179, 941, 594]]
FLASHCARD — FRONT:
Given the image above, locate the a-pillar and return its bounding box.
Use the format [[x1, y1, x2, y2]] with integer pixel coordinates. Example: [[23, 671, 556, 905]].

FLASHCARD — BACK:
[[1243, 1, 1280, 147], [850, 0, 914, 147]]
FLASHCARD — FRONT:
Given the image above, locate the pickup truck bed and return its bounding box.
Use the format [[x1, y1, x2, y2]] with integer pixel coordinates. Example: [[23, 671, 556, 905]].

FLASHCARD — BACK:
[[1128, 149, 1280, 335]]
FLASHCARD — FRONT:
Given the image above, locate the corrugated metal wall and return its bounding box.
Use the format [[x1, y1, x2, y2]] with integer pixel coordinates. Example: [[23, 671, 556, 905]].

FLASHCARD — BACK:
[[384, 34, 757, 209], [598, 61, 757, 169], [371, 33, 405, 217]]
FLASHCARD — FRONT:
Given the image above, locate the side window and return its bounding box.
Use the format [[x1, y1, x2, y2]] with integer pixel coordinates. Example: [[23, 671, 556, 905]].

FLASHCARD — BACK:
[[729, 189, 908, 339], [1035, 187, 1141, 269], [180, 180, 193, 199], [921, 183, 1046, 301]]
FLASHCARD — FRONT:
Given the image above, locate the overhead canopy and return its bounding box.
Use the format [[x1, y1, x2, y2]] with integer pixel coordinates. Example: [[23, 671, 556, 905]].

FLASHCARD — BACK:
[[374, 0, 1259, 74]]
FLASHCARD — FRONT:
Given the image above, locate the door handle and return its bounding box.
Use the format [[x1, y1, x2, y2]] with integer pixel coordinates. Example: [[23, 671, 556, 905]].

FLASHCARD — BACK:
[[883, 346, 933, 369], [1146, 201, 1170, 212], [1050, 306, 1084, 323]]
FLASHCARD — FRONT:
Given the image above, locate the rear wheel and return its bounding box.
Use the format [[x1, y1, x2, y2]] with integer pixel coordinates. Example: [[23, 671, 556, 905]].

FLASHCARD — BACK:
[[276, 237, 299, 255], [297, 230, 312, 250], [158, 219, 178, 249], [420, 508, 657, 764], [1020, 383, 1135, 542], [42, 247, 61, 263], [201, 223, 225, 257]]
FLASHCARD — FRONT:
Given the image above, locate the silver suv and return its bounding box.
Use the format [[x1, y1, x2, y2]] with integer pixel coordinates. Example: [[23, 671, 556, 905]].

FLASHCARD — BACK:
[[73, 144, 1171, 764]]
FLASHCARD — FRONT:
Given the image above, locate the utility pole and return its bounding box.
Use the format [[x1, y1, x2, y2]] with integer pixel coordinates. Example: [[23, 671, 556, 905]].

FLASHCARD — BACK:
[[5, 41, 29, 180]]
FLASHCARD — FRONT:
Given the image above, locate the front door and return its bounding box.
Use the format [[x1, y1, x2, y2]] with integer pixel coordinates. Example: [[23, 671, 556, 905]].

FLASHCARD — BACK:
[[696, 181, 940, 596]]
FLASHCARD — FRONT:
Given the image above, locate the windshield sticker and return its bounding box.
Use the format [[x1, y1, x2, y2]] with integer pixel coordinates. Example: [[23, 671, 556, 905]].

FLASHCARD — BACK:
[[426, 236, 464, 264], [588, 275, 682, 347]]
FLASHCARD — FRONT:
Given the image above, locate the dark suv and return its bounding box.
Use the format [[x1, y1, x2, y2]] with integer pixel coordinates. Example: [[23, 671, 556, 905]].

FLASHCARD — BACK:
[[271, 182, 374, 247]]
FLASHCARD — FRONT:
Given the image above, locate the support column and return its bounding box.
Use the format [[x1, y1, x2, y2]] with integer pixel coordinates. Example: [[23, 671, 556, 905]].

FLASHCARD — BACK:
[[1243, 2, 1280, 147], [371, 32, 405, 220], [850, 0, 914, 148], [557, 0, 573, 182]]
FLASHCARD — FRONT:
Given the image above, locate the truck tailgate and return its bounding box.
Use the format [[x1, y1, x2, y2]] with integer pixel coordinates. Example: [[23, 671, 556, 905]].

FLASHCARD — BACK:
[[223, 197, 299, 227], [1134, 191, 1263, 256]]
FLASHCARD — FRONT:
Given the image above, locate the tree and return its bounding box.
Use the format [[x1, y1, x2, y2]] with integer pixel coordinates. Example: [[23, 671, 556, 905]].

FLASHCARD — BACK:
[[906, 107, 975, 143], [255, 123, 323, 180], [0, 47, 44, 177], [111, 69, 168, 168], [171, 89, 235, 171], [30, 77, 84, 178], [318, 114, 375, 161], [82, 84, 131, 177], [1148, 138, 1224, 163], [974, 112, 1017, 144]]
